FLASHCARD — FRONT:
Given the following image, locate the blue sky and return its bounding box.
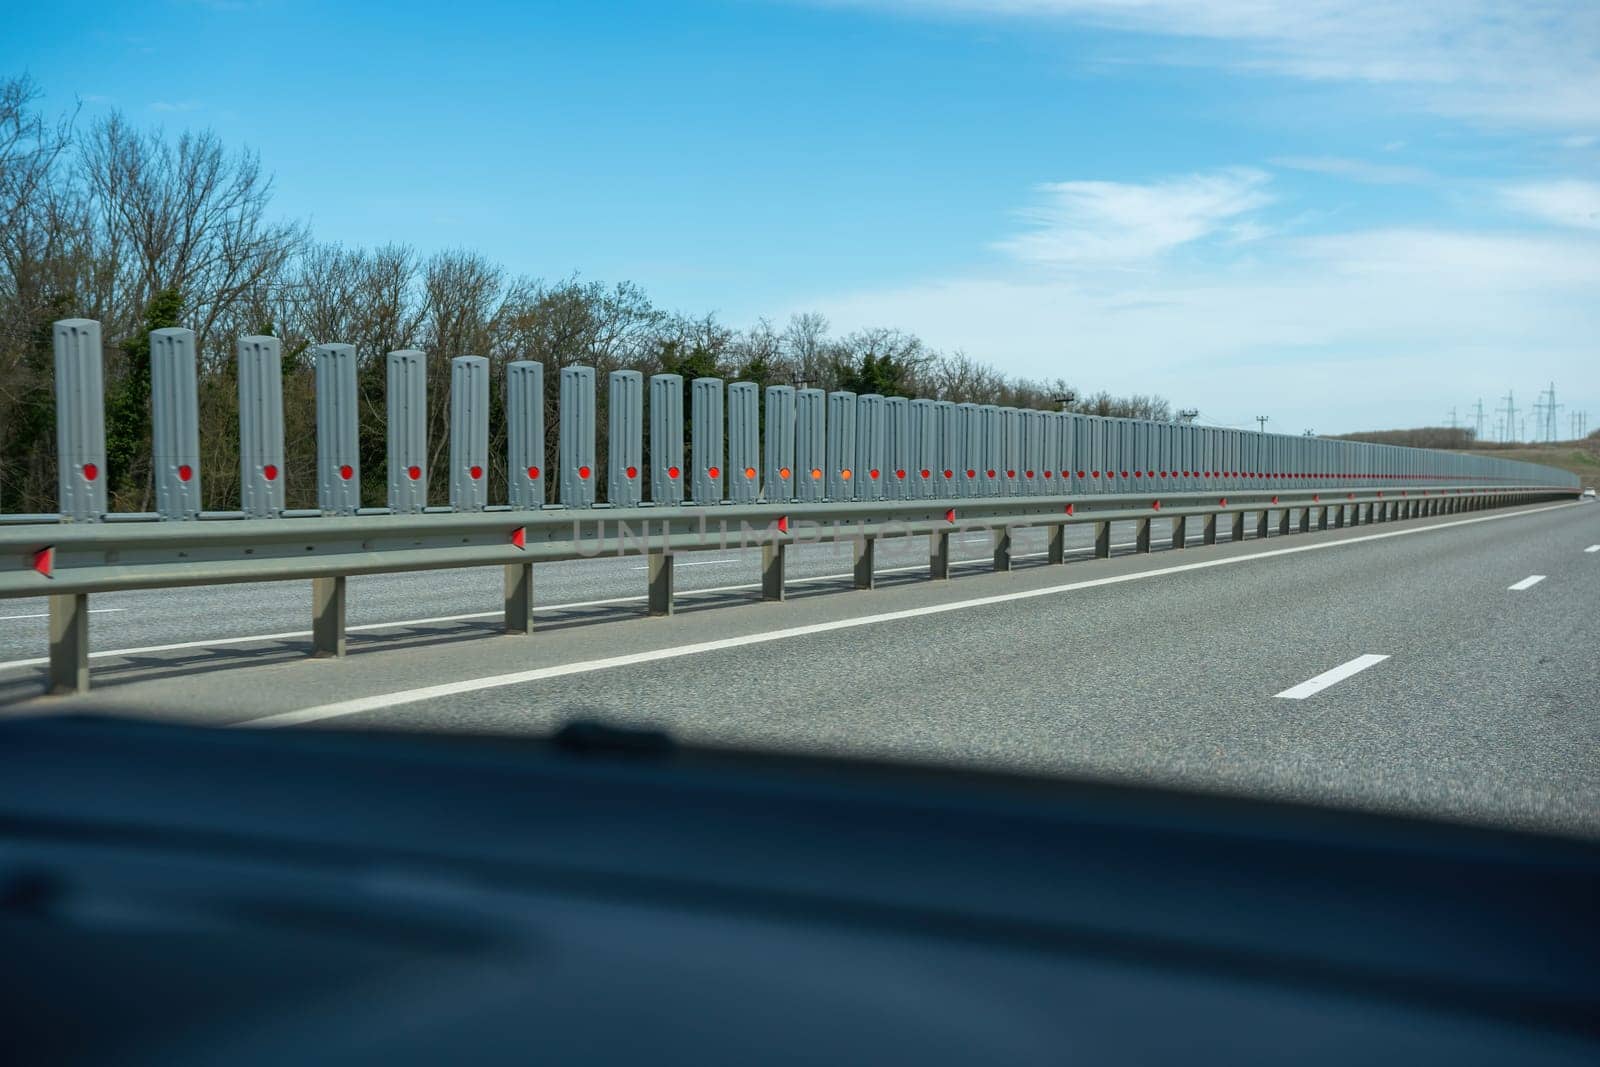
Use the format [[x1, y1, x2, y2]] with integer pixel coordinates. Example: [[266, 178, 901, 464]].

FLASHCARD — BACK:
[[6, 0, 1598, 435]]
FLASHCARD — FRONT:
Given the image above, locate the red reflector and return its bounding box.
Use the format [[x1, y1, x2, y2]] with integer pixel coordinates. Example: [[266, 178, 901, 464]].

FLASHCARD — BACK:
[[920, 469, 931, 479], [1313, 494, 1320, 502], [628, 465, 640, 479], [1043, 471, 1052, 478], [811, 468, 823, 480], [1219, 497, 1228, 507], [896, 469, 907, 479], [1133, 471, 1142, 479], [987, 469, 997, 478], [1120, 471, 1129, 478], [1160, 471, 1168, 478], [777, 516, 789, 533], [339, 464, 353, 480], [527, 465, 541, 479], [1152, 500, 1161, 510], [745, 467, 757, 479], [1064, 503, 1074, 515], [708, 466, 721, 479], [470, 465, 483, 480], [177, 464, 193, 482], [943, 469, 953, 479], [510, 527, 526, 549], [1007, 470, 1016, 478], [944, 508, 956, 523], [1077, 471, 1086, 478], [668, 465, 681, 479], [777, 466, 789, 480], [1025, 470, 1034, 478], [869, 469, 881, 479], [82, 462, 98, 481], [966, 469, 976, 479], [32, 546, 52, 578], [578, 465, 592, 479], [1090, 471, 1098, 478], [1271, 495, 1279, 504], [264, 463, 279, 481]]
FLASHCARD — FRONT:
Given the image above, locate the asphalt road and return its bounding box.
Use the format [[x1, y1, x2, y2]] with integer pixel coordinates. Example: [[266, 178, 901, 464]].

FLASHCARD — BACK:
[[4, 501, 1598, 837]]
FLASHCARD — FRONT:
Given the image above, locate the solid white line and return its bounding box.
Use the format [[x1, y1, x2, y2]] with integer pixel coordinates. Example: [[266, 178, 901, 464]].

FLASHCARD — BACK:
[[629, 558, 740, 570], [1273, 654, 1390, 700], [1585, 545, 1599, 553], [1507, 574, 1546, 591], [240, 502, 1575, 729], [0, 608, 125, 622]]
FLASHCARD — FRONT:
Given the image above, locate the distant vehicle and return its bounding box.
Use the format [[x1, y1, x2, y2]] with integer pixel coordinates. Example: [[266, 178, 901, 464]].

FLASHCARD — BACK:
[[1584, 487, 1596, 498]]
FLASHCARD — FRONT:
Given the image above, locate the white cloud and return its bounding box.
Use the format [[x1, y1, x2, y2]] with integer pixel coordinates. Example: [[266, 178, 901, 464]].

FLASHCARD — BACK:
[[826, 1, 1600, 126], [1500, 180, 1600, 231], [1271, 156, 1429, 185], [996, 168, 1271, 267], [782, 223, 1600, 434]]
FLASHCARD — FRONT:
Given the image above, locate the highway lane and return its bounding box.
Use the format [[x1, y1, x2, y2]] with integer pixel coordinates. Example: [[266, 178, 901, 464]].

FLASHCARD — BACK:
[[9, 499, 1597, 837], [0, 516, 1198, 671]]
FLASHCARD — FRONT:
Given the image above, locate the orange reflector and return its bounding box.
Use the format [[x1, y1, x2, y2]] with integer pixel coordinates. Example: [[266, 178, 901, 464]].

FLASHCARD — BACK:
[[841, 469, 852, 480], [778, 467, 790, 479], [745, 467, 757, 479], [811, 468, 823, 480]]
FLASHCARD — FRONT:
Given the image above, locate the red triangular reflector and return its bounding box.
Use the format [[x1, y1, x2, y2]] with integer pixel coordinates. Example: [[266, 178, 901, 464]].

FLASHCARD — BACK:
[[944, 508, 956, 523], [1064, 503, 1074, 516], [33, 546, 53, 578], [510, 527, 526, 549], [777, 516, 789, 533], [1152, 500, 1161, 511]]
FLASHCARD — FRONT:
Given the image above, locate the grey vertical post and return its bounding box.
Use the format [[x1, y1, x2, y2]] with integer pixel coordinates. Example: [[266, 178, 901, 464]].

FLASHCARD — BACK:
[[884, 397, 911, 500], [608, 370, 644, 507], [856, 394, 886, 501], [648, 552, 674, 615], [761, 541, 786, 601], [1318, 506, 1329, 530], [1203, 513, 1217, 545], [1136, 517, 1152, 553], [930, 529, 951, 579], [53, 319, 108, 523], [1001, 408, 1024, 495], [504, 562, 533, 634], [1094, 520, 1111, 557], [1257, 510, 1270, 538], [980, 405, 1002, 496], [910, 399, 937, 498], [1278, 508, 1290, 536], [692, 377, 724, 505], [450, 356, 490, 512], [238, 335, 286, 519], [314, 344, 360, 516], [1334, 504, 1346, 528], [827, 391, 857, 501], [651, 373, 684, 505], [507, 361, 546, 509], [1047, 523, 1065, 564], [728, 382, 760, 503], [1171, 514, 1188, 549], [795, 388, 826, 503], [1231, 511, 1246, 541], [993, 526, 1013, 571], [959, 403, 982, 498], [937, 400, 961, 496], [763, 385, 795, 503], [1298, 507, 1310, 534], [311, 575, 346, 658], [150, 327, 202, 520], [1040, 411, 1060, 494], [853, 534, 876, 589], [48, 593, 90, 694], [387, 351, 428, 513], [560, 366, 596, 508]]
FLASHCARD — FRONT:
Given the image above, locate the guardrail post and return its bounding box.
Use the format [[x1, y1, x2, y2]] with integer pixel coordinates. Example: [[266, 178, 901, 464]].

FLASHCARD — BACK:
[[1298, 507, 1310, 534], [48, 593, 90, 695], [854, 534, 876, 589], [1094, 520, 1111, 558], [1277, 509, 1290, 536], [931, 530, 951, 578], [1171, 515, 1187, 550], [762, 542, 786, 600], [1230, 511, 1244, 541], [239, 335, 286, 519], [1202, 512, 1217, 545], [647, 552, 674, 616], [1350, 503, 1362, 527], [994, 526, 1013, 571], [1363, 502, 1375, 523], [1047, 523, 1065, 563], [1317, 506, 1328, 530], [53, 319, 108, 524], [387, 351, 428, 513], [1256, 510, 1269, 539], [504, 563, 534, 634], [311, 576, 346, 658], [151, 328, 203, 521], [1135, 517, 1151, 553]]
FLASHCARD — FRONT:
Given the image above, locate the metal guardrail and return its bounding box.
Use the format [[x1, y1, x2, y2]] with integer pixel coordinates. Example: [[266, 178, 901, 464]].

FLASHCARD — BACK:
[[1, 317, 1579, 694], [3, 484, 1570, 694]]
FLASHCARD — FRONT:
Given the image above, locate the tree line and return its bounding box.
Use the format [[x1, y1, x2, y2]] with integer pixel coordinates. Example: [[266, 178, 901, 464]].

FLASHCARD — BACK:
[[1, 75, 1172, 512]]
